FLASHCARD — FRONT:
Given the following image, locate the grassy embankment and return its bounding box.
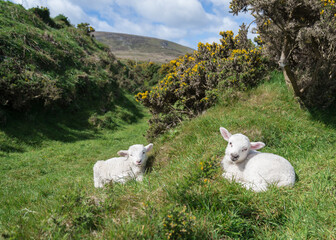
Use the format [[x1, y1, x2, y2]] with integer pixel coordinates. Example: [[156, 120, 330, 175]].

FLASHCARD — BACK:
[[0, 0, 151, 123], [1, 71, 336, 239]]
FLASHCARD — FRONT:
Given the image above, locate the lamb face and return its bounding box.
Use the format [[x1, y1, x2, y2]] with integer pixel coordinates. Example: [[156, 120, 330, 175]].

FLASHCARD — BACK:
[[129, 144, 149, 167], [225, 134, 251, 163], [220, 127, 265, 163], [118, 143, 153, 167]]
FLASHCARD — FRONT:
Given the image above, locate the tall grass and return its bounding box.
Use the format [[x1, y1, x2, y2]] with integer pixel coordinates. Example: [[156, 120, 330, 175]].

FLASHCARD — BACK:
[[1, 72, 336, 239]]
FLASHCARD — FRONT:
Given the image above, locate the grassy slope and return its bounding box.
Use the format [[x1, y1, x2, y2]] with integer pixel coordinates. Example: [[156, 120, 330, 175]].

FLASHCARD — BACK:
[[0, 105, 150, 238], [0, 1, 130, 113], [94, 71, 336, 239], [94, 31, 195, 63], [1, 72, 336, 239]]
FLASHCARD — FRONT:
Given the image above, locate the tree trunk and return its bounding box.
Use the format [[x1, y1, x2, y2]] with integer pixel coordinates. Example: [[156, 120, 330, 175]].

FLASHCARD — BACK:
[[283, 65, 301, 98], [278, 42, 302, 99]]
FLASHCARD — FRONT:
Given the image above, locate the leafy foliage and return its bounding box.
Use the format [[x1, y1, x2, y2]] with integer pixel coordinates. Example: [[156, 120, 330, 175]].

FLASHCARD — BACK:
[[29, 6, 59, 28], [117, 60, 163, 93], [136, 26, 269, 139], [77, 22, 95, 35], [0, 1, 118, 111], [230, 0, 336, 108], [53, 14, 72, 28]]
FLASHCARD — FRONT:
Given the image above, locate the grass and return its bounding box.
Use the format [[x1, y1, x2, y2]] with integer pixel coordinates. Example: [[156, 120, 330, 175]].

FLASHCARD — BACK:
[[1, 72, 336, 239], [0, 103, 150, 238]]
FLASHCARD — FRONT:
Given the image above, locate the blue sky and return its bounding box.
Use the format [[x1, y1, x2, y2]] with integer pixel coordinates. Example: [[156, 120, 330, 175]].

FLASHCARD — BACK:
[[9, 0, 255, 49]]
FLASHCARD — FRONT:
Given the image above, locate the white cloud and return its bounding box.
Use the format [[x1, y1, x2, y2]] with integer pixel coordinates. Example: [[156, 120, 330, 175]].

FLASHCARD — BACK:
[[47, 0, 86, 24], [130, 0, 214, 28], [8, 0, 256, 48], [89, 17, 115, 32], [204, 0, 231, 9], [11, 0, 44, 8], [176, 39, 194, 49], [208, 16, 240, 34], [10, 0, 115, 30], [152, 25, 187, 40]]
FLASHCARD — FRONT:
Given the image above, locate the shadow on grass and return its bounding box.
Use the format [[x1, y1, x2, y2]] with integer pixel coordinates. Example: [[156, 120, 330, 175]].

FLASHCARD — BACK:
[[145, 155, 156, 173], [0, 91, 145, 153], [309, 104, 336, 129]]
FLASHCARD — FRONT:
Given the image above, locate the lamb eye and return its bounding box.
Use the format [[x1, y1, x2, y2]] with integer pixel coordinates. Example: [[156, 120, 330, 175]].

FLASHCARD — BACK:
[[242, 148, 248, 152], [229, 142, 233, 147]]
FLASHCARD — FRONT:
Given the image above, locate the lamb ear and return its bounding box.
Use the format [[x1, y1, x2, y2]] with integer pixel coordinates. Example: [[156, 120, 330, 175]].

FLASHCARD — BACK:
[[250, 142, 265, 150], [219, 127, 232, 142], [117, 150, 128, 157], [145, 143, 153, 152]]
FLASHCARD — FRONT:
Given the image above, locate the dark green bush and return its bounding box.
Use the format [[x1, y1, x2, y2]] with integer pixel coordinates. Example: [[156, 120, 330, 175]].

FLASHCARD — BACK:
[[54, 14, 71, 28], [230, 0, 336, 109], [29, 6, 59, 28], [117, 60, 163, 93]]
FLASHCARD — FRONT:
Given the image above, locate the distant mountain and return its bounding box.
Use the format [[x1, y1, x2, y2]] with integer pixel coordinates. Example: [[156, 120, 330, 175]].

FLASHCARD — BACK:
[[93, 31, 195, 63]]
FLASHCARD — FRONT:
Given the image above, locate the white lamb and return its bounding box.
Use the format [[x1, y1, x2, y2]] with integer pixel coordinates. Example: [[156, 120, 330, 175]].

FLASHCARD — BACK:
[[219, 127, 295, 192], [93, 143, 153, 188]]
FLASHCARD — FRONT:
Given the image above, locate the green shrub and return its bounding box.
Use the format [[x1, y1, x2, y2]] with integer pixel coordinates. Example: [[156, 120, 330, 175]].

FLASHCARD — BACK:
[[77, 22, 95, 35], [53, 14, 71, 28], [117, 60, 163, 93], [136, 26, 269, 139], [29, 6, 59, 28], [230, 0, 336, 109]]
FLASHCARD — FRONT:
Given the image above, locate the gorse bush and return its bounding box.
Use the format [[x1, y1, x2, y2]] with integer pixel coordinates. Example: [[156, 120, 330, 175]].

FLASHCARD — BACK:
[[230, 0, 336, 108], [136, 25, 269, 139]]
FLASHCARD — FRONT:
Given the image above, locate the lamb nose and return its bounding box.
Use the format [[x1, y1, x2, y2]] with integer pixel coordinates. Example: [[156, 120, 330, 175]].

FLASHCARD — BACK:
[[231, 153, 239, 158]]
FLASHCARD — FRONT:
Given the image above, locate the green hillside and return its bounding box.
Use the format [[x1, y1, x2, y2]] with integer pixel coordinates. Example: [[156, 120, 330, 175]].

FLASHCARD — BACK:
[[0, 1, 148, 132], [1, 72, 336, 238], [94, 31, 195, 63]]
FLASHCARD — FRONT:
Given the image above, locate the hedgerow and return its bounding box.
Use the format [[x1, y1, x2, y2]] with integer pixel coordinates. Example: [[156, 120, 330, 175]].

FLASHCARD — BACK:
[[136, 25, 269, 140]]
